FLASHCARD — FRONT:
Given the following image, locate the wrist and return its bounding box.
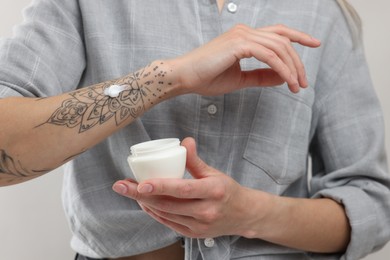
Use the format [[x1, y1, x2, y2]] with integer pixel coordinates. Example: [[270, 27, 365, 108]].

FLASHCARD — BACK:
[[149, 59, 186, 98], [118, 60, 183, 110], [237, 188, 278, 239]]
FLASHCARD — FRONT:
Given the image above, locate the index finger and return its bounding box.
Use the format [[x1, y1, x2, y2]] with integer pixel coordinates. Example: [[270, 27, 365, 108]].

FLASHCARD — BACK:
[[138, 178, 214, 199], [259, 24, 321, 47]]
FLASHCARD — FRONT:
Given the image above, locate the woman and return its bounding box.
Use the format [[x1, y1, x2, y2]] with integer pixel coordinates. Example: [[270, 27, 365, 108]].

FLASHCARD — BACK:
[[0, 0, 389, 259]]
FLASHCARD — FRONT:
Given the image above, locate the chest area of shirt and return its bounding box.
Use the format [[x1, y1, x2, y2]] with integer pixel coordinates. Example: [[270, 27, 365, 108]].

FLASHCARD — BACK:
[[81, 0, 319, 71]]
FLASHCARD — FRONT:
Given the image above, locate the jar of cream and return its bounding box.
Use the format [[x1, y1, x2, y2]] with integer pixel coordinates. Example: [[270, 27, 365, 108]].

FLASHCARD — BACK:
[[127, 138, 187, 183]]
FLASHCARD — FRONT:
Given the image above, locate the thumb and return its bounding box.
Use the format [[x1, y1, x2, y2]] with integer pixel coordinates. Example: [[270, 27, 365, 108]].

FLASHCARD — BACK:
[[181, 137, 211, 179]]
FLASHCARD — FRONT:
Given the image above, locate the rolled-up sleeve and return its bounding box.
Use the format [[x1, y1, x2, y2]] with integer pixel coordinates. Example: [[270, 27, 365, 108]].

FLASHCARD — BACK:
[[0, 0, 86, 98], [309, 34, 390, 259]]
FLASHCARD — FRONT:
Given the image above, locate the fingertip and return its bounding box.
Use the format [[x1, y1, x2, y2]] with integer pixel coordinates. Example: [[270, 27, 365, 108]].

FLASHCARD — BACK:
[[181, 137, 197, 158], [289, 84, 300, 94], [309, 36, 321, 47], [113, 182, 128, 195], [289, 74, 300, 93], [181, 137, 196, 148], [299, 76, 308, 89], [298, 35, 321, 48]]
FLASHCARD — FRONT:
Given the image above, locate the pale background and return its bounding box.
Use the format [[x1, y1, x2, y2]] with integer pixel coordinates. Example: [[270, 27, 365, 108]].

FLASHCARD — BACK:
[[0, 1, 389, 259]]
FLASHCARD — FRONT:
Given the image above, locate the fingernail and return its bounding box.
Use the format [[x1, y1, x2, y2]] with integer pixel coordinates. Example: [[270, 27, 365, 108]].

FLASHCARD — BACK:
[[113, 183, 128, 195], [138, 184, 153, 194], [290, 75, 299, 93], [311, 36, 321, 44]]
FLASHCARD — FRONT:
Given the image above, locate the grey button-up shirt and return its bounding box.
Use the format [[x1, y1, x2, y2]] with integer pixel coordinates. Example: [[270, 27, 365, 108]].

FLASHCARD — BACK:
[[1, 0, 389, 259]]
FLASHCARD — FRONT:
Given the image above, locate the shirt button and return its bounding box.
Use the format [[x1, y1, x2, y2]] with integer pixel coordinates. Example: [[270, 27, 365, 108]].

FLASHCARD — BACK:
[[207, 104, 218, 115], [204, 238, 215, 248], [227, 2, 238, 13]]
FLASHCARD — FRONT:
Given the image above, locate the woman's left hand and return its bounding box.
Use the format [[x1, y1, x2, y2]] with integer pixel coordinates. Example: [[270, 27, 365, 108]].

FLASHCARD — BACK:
[[112, 137, 266, 238]]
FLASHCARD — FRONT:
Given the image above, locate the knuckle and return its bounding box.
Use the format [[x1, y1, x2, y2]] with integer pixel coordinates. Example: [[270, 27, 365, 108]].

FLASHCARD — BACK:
[[211, 185, 226, 200], [179, 182, 194, 197], [280, 36, 291, 46], [263, 50, 278, 62], [237, 44, 252, 58], [233, 23, 248, 31], [274, 23, 287, 31], [296, 63, 305, 76], [230, 24, 249, 40], [155, 182, 166, 194], [297, 62, 305, 72], [202, 207, 220, 223], [274, 41, 287, 52]]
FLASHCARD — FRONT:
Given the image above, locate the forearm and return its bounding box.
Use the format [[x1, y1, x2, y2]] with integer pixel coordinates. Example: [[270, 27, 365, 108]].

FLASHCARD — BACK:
[[0, 61, 176, 186], [244, 190, 351, 253]]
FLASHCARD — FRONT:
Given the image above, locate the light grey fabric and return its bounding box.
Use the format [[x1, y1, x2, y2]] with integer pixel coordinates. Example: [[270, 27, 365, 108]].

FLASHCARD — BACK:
[[0, 0, 389, 259]]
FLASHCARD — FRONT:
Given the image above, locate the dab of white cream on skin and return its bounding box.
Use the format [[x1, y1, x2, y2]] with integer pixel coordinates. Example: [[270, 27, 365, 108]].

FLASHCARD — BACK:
[[104, 84, 127, 98]]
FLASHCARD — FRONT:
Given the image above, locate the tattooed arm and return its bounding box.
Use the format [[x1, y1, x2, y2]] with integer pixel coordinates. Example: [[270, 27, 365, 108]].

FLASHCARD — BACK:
[[0, 62, 177, 186], [0, 24, 320, 186]]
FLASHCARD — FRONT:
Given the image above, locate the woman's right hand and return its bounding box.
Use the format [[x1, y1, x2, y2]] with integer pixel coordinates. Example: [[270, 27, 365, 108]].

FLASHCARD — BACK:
[[166, 24, 320, 96]]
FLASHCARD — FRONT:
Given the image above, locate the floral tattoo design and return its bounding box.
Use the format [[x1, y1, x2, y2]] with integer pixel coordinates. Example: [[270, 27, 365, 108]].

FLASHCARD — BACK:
[[0, 64, 171, 182], [41, 63, 170, 133]]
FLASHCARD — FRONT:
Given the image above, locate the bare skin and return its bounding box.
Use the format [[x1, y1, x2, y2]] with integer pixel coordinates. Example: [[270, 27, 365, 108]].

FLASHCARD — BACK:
[[0, 0, 349, 259], [217, 0, 224, 13], [0, 63, 178, 186]]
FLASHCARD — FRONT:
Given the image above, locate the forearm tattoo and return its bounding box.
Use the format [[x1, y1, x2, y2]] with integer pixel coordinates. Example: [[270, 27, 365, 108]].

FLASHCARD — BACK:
[[0, 64, 171, 183], [0, 144, 84, 182], [0, 149, 49, 181], [40, 62, 171, 133]]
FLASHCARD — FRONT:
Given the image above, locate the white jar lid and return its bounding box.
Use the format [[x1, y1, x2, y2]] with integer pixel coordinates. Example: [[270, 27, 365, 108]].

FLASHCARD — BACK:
[[130, 138, 180, 156]]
